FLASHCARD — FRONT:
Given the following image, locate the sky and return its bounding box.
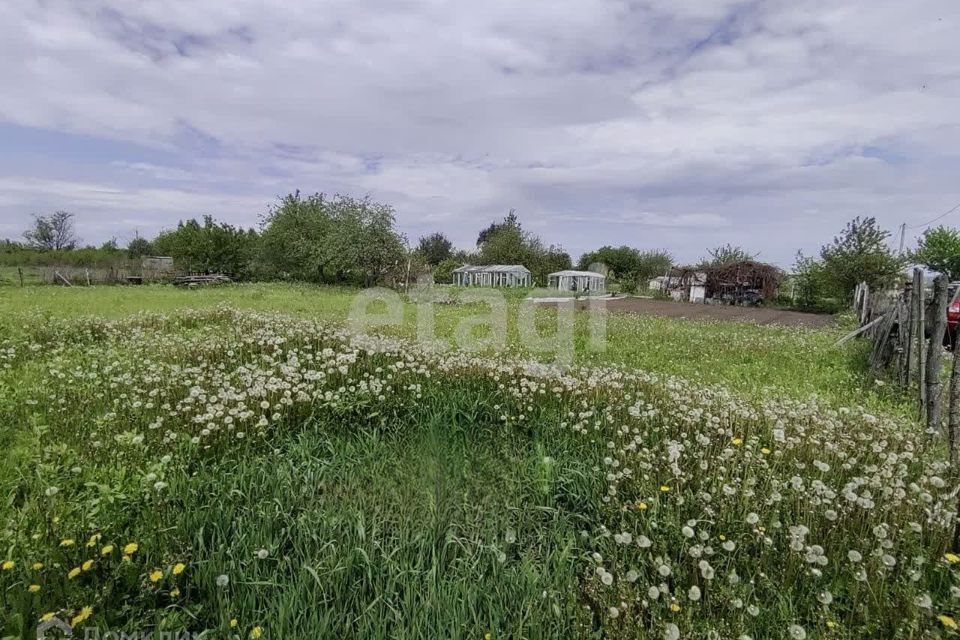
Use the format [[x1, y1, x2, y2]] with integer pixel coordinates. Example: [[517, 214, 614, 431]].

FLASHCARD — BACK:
[[1, 1, 959, 267]]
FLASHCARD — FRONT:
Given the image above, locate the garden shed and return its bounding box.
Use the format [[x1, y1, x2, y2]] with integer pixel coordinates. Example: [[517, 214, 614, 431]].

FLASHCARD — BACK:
[[547, 270, 606, 294], [452, 264, 532, 287], [651, 269, 707, 302]]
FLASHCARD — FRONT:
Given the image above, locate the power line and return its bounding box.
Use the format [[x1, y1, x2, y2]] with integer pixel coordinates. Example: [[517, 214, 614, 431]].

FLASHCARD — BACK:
[[906, 200, 960, 230]]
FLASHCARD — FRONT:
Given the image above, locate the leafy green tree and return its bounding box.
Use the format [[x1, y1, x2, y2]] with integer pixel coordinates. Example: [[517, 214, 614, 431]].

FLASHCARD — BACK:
[[476, 210, 521, 246], [417, 232, 453, 266], [326, 195, 407, 286], [910, 226, 960, 280], [152, 216, 258, 278], [540, 245, 573, 279], [698, 244, 756, 268], [258, 192, 406, 286], [127, 237, 154, 259], [578, 246, 672, 287], [257, 192, 332, 281], [474, 211, 570, 284], [819, 216, 905, 296], [433, 258, 459, 284], [478, 221, 528, 265], [578, 246, 640, 278], [24, 211, 79, 251], [451, 248, 477, 264], [792, 252, 831, 311], [635, 250, 673, 282]]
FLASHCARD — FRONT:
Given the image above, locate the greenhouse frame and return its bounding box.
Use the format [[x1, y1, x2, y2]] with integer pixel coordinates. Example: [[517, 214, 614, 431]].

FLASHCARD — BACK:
[[547, 270, 606, 293], [452, 265, 532, 287]]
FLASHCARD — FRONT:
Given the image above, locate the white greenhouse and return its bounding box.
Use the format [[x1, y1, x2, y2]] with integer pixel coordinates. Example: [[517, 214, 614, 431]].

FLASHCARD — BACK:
[[452, 264, 532, 287], [547, 270, 606, 294]]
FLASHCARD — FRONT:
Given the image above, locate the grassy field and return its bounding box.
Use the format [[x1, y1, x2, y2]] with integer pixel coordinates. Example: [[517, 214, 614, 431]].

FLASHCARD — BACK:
[[0, 283, 884, 406], [0, 284, 956, 638]]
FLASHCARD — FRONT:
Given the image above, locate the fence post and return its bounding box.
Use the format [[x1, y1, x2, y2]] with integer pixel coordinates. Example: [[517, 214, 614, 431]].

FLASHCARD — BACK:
[[949, 345, 960, 463], [864, 284, 872, 325], [926, 275, 949, 432], [17, 267, 23, 287], [916, 269, 927, 421], [905, 278, 917, 386], [896, 288, 911, 387]]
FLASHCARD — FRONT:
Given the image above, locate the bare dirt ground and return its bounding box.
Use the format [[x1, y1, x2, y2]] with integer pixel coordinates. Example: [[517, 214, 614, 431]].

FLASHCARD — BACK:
[[571, 296, 836, 328]]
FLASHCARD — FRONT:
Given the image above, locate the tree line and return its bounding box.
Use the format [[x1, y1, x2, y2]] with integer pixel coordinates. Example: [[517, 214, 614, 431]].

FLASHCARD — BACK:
[[793, 218, 960, 311], [4, 195, 959, 309], [418, 210, 573, 285]]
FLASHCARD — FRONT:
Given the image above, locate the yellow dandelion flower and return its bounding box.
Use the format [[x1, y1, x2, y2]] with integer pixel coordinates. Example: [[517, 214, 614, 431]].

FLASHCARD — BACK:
[[719, 535, 726, 541], [230, 619, 239, 628], [32, 562, 44, 570], [485, 634, 492, 640], [67, 566, 81, 579], [1, 560, 14, 570], [59, 538, 75, 547], [40, 612, 56, 622], [761, 447, 771, 455], [826, 621, 836, 629], [28, 584, 41, 593], [149, 569, 163, 583], [101, 545, 114, 556], [636, 501, 648, 510], [250, 626, 263, 639], [122, 555, 131, 563], [659, 485, 670, 492], [670, 602, 681, 612], [86, 534, 101, 548], [71, 605, 93, 627], [170, 587, 181, 597], [731, 437, 743, 446], [939, 615, 958, 629], [944, 553, 960, 564], [82, 559, 94, 571], [123, 542, 139, 556], [172, 562, 186, 575]]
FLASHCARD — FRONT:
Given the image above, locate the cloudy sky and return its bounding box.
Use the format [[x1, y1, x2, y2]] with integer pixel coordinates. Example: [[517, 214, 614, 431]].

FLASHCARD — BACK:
[[1, 1, 958, 266]]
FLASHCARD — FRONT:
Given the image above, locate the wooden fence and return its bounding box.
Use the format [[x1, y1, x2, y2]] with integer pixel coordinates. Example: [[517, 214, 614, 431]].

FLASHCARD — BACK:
[[1, 265, 175, 287], [850, 270, 960, 460]]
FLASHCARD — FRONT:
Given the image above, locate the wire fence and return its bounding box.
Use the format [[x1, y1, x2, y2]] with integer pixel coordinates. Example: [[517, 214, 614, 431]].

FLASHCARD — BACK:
[[0, 265, 175, 287]]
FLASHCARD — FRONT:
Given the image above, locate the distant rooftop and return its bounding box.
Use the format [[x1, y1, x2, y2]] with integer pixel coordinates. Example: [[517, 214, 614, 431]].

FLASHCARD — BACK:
[[452, 264, 530, 273], [548, 270, 606, 278]]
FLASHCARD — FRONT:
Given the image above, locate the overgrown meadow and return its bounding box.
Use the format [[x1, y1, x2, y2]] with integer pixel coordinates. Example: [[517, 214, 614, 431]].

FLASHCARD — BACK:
[[0, 285, 957, 639]]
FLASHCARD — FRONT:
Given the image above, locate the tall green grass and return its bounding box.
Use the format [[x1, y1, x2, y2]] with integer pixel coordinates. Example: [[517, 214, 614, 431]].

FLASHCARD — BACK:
[[0, 289, 943, 639]]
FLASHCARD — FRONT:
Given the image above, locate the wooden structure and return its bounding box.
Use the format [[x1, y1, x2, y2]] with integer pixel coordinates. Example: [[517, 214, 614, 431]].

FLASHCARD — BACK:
[[172, 274, 233, 287], [649, 261, 781, 304], [452, 265, 532, 287], [142, 256, 174, 271], [650, 269, 706, 302], [849, 272, 960, 448], [547, 270, 606, 294], [704, 261, 783, 303]]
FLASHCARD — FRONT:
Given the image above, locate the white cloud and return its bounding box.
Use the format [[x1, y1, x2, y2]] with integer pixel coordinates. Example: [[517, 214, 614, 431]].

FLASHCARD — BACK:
[[0, 0, 958, 264]]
